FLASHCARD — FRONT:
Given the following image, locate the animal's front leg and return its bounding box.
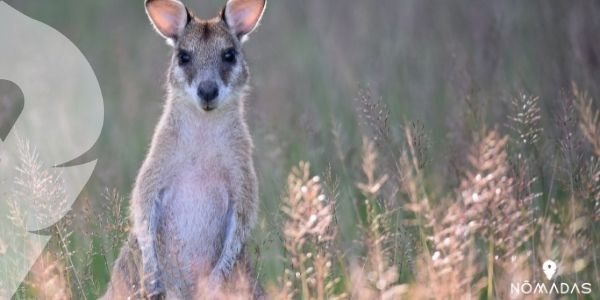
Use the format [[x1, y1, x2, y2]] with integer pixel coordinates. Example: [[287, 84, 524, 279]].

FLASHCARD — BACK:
[[208, 170, 258, 291], [138, 200, 165, 299], [132, 171, 166, 299], [208, 205, 242, 288]]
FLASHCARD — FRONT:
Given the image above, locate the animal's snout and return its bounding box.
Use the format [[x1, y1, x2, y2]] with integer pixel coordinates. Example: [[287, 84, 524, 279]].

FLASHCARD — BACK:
[[197, 81, 219, 110]]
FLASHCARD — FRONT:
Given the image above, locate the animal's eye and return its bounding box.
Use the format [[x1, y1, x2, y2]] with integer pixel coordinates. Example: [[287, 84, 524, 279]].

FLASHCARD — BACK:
[[222, 48, 237, 64], [178, 50, 191, 65]]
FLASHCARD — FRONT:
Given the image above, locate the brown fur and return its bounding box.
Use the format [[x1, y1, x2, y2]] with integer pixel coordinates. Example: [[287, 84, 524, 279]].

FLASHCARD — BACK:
[[102, 0, 266, 299]]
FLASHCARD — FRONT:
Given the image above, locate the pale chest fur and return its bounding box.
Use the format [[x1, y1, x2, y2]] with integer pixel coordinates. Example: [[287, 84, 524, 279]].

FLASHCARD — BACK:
[[147, 109, 250, 293]]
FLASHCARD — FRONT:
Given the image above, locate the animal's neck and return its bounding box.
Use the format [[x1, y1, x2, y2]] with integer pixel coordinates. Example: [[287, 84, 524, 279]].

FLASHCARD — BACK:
[[163, 93, 247, 144]]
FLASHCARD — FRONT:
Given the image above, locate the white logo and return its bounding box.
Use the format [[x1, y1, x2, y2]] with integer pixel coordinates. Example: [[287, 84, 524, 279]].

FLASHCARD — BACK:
[[0, 1, 103, 297], [542, 260, 557, 280], [510, 259, 593, 296]]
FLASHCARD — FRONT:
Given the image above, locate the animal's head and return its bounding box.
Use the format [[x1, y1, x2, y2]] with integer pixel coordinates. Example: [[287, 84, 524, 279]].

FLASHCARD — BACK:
[[145, 0, 266, 111]]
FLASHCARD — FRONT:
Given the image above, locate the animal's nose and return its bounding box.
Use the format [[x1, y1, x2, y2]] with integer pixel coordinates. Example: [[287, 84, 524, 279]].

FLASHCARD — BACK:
[[197, 81, 219, 102]]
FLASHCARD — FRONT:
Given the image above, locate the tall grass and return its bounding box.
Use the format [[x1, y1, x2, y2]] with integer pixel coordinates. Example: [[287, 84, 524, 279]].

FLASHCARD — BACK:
[[4, 86, 600, 299], [2, 1, 600, 298]]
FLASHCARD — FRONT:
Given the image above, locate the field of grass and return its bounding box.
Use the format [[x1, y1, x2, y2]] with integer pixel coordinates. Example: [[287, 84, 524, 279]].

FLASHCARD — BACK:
[[2, 0, 600, 299]]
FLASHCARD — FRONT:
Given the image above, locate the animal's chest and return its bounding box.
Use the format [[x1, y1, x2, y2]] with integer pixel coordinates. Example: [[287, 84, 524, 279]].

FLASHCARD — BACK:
[[168, 156, 231, 227], [157, 144, 236, 273]]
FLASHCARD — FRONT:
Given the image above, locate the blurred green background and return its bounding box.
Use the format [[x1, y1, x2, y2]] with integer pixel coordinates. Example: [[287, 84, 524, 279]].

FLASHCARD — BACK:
[[3, 0, 600, 298]]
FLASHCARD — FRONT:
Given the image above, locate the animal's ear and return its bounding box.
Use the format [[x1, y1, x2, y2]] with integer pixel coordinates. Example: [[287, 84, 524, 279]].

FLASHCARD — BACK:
[[222, 0, 266, 42], [145, 0, 191, 43]]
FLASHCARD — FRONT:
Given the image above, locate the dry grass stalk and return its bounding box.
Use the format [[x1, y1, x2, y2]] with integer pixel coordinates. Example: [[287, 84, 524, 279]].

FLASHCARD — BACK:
[[578, 156, 600, 224], [99, 188, 130, 256], [509, 93, 542, 148], [330, 116, 347, 164], [573, 85, 600, 289], [25, 253, 71, 300], [13, 138, 69, 227], [400, 126, 432, 235], [357, 138, 389, 197], [278, 161, 341, 300], [355, 88, 390, 147], [398, 124, 434, 282], [508, 92, 544, 214], [559, 202, 592, 276], [575, 85, 600, 157], [460, 130, 533, 257], [355, 88, 402, 210], [351, 138, 405, 300], [575, 87, 600, 221], [8, 137, 86, 298], [401, 124, 481, 298], [460, 130, 534, 298], [411, 129, 537, 299], [410, 201, 481, 299], [537, 204, 592, 280]]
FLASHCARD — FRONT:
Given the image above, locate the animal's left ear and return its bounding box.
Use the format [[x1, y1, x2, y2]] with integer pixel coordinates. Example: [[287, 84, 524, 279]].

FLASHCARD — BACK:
[[145, 0, 191, 43], [222, 0, 266, 42]]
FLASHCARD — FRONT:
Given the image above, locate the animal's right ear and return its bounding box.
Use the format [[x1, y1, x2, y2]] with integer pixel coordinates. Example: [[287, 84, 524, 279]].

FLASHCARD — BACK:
[[222, 0, 266, 42], [145, 0, 191, 44]]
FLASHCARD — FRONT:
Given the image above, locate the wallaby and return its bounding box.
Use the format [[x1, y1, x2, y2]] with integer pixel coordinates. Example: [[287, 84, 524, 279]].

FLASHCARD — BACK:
[[101, 0, 265, 299]]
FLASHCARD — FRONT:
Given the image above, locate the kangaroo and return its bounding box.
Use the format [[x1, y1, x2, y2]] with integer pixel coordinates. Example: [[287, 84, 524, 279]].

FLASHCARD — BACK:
[[101, 0, 265, 299]]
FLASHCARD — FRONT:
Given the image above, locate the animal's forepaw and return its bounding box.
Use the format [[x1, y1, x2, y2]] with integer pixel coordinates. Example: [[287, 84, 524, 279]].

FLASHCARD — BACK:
[[207, 272, 224, 289], [206, 270, 226, 292], [201, 275, 223, 299], [147, 293, 166, 300], [142, 277, 166, 300]]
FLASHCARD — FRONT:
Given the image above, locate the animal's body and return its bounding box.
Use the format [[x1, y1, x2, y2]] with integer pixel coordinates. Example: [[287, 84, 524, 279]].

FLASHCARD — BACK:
[[102, 0, 266, 299]]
